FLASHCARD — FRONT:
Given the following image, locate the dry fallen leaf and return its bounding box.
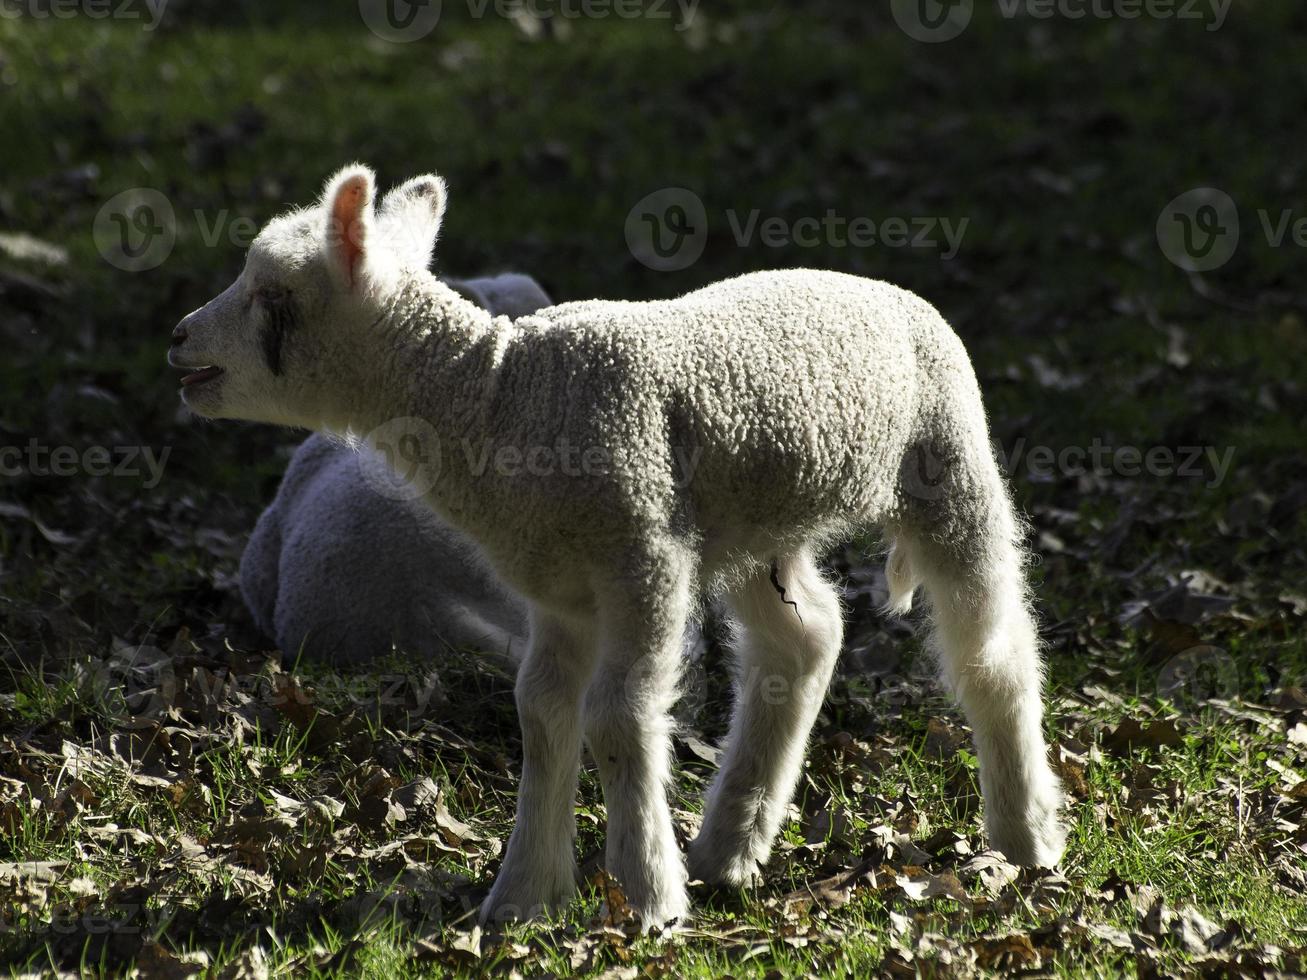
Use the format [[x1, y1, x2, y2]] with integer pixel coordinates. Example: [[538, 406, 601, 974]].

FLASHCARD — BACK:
[[894, 867, 968, 903], [972, 932, 1042, 971]]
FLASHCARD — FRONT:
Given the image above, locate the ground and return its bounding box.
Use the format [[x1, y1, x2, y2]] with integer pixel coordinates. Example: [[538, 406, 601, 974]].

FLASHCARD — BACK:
[[1, 2, 1306, 977]]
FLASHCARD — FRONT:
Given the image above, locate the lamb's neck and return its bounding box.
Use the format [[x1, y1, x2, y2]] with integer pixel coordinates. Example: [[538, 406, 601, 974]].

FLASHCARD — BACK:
[[342, 273, 504, 441]]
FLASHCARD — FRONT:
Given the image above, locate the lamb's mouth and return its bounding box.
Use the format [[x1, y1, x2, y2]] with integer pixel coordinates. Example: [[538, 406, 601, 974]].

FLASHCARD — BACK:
[[180, 365, 225, 387]]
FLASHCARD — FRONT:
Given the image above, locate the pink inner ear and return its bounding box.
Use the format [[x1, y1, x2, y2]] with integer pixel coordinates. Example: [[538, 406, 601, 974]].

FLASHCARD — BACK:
[[330, 178, 368, 287]]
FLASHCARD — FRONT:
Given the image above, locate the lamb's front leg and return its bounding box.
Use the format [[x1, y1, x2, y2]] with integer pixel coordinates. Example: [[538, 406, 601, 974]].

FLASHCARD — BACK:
[[582, 560, 692, 928], [482, 608, 595, 924]]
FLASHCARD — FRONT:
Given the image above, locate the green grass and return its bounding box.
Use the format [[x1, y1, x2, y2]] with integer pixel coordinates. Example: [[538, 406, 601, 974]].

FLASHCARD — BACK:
[[2, 1, 1307, 976], [3, 638, 1307, 976]]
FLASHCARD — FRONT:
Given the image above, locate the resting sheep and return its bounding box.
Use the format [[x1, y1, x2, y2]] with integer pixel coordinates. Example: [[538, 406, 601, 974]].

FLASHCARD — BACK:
[[239, 274, 552, 665], [168, 165, 1066, 928]]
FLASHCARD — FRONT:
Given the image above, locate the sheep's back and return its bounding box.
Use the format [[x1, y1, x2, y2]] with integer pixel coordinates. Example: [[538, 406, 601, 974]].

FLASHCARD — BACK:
[[487, 270, 957, 545]]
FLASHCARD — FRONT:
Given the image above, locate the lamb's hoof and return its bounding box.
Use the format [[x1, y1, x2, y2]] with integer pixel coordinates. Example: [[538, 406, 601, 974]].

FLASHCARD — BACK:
[[480, 870, 576, 926], [988, 799, 1067, 868], [993, 832, 1065, 869], [686, 837, 765, 889], [619, 888, 690, 933], [602, 857, 691, 931]]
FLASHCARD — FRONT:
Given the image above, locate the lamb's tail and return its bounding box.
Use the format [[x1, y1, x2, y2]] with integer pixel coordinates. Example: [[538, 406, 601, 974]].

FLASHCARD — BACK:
[[883, 536, 918, 617]]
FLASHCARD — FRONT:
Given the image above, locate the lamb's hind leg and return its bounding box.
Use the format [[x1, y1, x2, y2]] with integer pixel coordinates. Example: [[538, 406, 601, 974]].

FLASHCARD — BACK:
[[582, 553, 693, 927], [907, 528, 1066, 866], [688, 551, 843, 887], [482, 607, 595, 924]]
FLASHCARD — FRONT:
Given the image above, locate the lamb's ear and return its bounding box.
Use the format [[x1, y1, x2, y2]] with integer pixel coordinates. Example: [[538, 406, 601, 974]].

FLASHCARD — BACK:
[[322, 164, 377, 289], [377, 174, 448, 270]]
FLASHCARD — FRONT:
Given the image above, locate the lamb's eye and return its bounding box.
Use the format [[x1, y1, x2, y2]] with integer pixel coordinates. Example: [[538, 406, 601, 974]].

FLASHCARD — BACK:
[[256, 287, 289, 310], [255, 288, 299, 377]]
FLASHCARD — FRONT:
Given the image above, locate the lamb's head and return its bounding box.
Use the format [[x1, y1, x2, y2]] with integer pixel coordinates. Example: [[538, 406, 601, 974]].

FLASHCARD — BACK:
[[168, 164, 447, 428]]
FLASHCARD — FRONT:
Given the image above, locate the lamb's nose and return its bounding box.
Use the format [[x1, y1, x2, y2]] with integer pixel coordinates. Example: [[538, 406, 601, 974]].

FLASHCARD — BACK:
[[170, 323, 188, 347]]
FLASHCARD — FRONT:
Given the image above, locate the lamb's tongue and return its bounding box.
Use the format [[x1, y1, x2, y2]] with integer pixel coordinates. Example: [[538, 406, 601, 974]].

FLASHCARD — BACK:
[[182, 366, 223, 386]]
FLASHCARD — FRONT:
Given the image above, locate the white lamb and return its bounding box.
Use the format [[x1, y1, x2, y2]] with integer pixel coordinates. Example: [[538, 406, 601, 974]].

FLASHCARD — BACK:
[[168, 165, 1066, 927]]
